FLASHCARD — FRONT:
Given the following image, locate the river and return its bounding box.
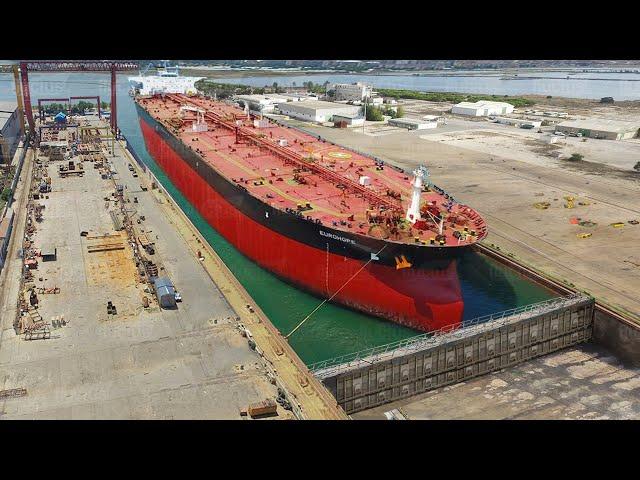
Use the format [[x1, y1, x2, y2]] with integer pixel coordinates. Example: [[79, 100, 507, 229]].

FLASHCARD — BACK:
[[207, 70, 640, 100]]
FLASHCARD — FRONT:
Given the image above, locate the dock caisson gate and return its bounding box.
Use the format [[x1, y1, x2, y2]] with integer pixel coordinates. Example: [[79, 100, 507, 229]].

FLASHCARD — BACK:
[[315, 295, 594, 415]]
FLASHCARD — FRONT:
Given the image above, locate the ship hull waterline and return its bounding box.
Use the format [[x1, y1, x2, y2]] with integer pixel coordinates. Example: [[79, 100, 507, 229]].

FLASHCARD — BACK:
[[136, 105, 468, 332]]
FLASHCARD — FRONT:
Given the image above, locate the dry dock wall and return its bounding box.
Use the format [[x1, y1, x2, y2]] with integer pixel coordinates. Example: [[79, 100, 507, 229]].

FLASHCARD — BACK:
[[315, 294, 594, 415], [476, 243, 640, 367], [593, 308, 640, 367]]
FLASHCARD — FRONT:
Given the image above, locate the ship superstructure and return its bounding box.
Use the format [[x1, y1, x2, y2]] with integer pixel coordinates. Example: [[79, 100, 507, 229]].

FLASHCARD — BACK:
[[128, 61, 204, 96]]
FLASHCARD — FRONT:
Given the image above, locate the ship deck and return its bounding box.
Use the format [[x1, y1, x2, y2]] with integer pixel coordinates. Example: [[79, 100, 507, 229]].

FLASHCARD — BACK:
[[136, 93, 487, 247]]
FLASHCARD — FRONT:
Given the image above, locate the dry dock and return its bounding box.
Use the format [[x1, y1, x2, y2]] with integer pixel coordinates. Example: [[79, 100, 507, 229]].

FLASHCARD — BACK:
[[278, 117, 640, 419], [0, 117, 343, 420]]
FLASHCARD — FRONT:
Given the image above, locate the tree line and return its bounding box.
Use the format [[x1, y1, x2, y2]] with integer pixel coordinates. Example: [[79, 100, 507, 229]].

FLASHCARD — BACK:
[[41, 100, 110, 115], [376, 88, 535, 108]]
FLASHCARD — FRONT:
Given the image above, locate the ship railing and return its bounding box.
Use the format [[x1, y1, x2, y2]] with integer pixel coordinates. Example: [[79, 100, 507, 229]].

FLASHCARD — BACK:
[[308, 292, 587, 377]]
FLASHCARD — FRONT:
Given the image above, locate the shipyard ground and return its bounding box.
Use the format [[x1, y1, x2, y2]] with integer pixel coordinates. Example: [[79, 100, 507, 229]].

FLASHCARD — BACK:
[[290, 117, 640, 323], [0, 121, 300, 419], [3, 113, 638, 420]]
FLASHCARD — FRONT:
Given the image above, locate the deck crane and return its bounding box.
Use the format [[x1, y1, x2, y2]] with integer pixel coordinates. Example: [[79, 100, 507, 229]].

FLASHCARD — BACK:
[[180, 105, 208, 132]]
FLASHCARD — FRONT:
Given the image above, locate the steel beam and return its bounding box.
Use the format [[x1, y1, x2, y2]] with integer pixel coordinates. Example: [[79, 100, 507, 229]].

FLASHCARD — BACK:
[[19, 63, 34, 133]]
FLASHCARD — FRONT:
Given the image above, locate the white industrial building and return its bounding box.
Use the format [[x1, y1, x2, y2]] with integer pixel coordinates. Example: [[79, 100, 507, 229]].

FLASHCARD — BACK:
[[329, 82, 373, 102], [333, 113, 365, 128], [493, 117, 542, 128], [451, 100, 515, 117], [388, 117, 438, 130], [555, 119, 640, 140], [277, 101, 362, 123], [235, 93, 317, 113]]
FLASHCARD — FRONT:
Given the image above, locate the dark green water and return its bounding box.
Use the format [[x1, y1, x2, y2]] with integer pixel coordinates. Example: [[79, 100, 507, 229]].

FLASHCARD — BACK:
[[0, 73, 556, 365]]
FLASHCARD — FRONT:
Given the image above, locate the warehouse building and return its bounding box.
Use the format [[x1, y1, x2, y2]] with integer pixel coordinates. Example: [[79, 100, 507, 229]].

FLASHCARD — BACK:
[[388, 117, 438, 130], [494, 117, 542, 128], [235, 94, 289, 113], [333, 113, 365, 128], [277, 101, 362, 123], [0, 101, 21, 164], [555, 119, 640, 140], [235, 93, 318, 113], [451, 100, 515, 117], [329, 82, 373, 101]]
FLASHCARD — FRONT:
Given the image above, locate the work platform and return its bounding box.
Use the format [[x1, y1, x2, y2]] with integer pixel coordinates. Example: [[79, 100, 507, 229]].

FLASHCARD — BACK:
[[313, 293, 594, 414]]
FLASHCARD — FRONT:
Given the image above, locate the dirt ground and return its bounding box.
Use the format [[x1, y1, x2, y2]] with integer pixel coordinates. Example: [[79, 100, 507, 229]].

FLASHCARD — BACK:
[[422, 128, 640, 172]]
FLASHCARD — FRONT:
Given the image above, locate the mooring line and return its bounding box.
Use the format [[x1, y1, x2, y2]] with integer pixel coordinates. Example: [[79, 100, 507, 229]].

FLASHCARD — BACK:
[[284, 244, 387, 340]]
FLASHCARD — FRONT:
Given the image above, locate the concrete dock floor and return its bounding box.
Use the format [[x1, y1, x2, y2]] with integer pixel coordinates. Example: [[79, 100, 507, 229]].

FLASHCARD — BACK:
[[0, 122, 293, 419], [353, 344, 640, 420]]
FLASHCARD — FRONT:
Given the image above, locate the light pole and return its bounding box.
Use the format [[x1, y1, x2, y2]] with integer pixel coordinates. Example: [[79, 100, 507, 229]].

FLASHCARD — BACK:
[[363, 93, 368, 134]]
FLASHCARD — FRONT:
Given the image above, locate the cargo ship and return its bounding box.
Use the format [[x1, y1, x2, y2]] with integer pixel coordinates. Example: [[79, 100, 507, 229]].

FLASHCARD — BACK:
[[134, 93, 488, 331]]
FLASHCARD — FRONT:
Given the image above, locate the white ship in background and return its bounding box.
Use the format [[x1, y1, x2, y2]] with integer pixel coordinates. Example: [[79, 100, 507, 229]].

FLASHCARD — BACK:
[[128, 61, 204, 96]]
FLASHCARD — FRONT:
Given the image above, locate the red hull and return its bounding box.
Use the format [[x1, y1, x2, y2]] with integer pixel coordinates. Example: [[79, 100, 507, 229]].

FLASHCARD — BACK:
[[140, 119, 464, 331]]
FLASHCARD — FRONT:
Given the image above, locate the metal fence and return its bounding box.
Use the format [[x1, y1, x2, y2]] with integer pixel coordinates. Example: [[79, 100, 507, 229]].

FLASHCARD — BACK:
[[309, 293, 587, 375]]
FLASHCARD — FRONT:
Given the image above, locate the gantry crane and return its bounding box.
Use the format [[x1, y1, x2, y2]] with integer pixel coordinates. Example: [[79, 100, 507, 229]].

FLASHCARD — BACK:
[[19, 61, 138, 134]]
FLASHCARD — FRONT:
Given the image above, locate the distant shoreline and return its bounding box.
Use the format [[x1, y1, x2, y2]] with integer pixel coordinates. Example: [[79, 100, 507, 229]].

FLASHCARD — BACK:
[[180, 66, 640, 80]]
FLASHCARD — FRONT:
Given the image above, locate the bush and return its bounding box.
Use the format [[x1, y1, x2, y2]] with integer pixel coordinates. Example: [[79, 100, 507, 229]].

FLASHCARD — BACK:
[[568, 153, 584, 162], [1, 187, 11, 202], [365, 104, 384, 121], [634, 161, 640, 171]]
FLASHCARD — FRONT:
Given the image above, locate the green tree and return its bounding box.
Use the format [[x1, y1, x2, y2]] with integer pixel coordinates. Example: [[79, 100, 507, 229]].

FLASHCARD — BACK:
[[44, 103, 67, 114], [70, 101, 95, 115], [375, 88, 535, 108], [634, 161, 640, 171], [1, 187, 12, 203], [568, 153, 584, 162], [395, 106, 405, 118], [365, 104, 384, 121]]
